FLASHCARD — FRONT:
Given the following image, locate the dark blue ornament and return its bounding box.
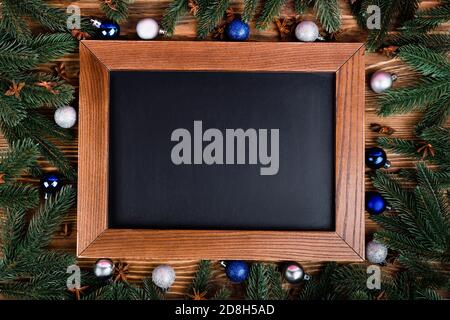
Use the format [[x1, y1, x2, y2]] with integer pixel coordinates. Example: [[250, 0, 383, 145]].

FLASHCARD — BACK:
[[365, 192, 388, 215], [91, 19, 120, 40], [41, 173, 62, 199], [225, 19, 250, 41], [224, 260, 249, 283], [365, 147, 390, 169]]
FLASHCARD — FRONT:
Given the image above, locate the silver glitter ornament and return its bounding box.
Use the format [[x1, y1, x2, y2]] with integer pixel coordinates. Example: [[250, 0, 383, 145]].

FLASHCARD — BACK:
[[366, 240, 388, 264], [283, 262, 311, 284], [93, 258, 114, 279], [54, 106, 77, 129], [152, 264, 176, 290], [295, 21, 320, 42], [370, 71, 397, 93]]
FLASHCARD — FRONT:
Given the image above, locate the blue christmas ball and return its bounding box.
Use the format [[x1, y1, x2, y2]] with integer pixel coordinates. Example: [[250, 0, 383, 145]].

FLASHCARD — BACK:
[[365, 147, 388, 169], [225, 19, 250, 41], [366, 192, 387, 215], [225, 260, 249, 283], [93, 19, 120, 40], [41, 173, 62, 196]]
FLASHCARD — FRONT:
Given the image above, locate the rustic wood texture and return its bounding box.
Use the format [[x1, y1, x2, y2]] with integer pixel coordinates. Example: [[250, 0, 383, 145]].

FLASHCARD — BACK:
[[0, 0, 447, 299], [78, 41, 364, 262]]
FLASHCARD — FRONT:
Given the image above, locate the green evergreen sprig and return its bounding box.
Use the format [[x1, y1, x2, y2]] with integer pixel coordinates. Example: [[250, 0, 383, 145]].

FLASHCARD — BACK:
[[242, 0, 259, 23], [256, 0, 286, 30], [401, 1, 450, 34], [161, 0, 189, 36], [197, 0, 231, 39], [100, 0, 134, 23], [313, 0, 341, 33]]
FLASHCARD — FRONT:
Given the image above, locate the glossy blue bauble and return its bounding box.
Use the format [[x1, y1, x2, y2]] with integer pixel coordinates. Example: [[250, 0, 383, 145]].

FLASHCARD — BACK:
[[366, 192, 387, 215], [365, 147, 388, 169], [97, 21, 120, 40], [41, 173, 62, 195], [225, 261, 249, 283], [225, 20, 250, 41]]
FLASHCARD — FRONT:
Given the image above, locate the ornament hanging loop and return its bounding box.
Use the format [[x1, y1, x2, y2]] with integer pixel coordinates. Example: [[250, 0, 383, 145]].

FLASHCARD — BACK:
[[220, 261, 227, 268]]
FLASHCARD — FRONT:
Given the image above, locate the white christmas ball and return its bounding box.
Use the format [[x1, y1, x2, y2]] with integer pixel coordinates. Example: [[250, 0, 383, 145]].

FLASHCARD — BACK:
[[152, 264, 175, 290], [295, 21, 319, 42], [136, 18, 160, 40], [366, 240, 388, 264], [370, 71, 396, 93], [54, 106, 77, 129]]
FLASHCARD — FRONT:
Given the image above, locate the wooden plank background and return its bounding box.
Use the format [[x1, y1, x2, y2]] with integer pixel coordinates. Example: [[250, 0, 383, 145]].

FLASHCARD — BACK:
[[0, 0, 448, 299]]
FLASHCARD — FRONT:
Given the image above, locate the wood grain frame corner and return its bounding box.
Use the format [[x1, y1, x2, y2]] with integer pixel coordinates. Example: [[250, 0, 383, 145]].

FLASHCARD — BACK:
[[77, 41, 365, 261]]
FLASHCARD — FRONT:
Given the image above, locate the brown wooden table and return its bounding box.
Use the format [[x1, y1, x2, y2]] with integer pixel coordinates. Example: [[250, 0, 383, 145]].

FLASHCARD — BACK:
[[1, 0, 446, 299]]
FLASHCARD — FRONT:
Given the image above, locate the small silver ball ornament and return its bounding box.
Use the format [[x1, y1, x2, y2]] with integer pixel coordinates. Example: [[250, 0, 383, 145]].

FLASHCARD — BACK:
[[54, 106, 77, 129], [152, 264, 176, 290], [283, 262, 311, 284], [370, 71, 397, 93], [93, 258, 115, 279], [295, 21, 320, 42], [366, 240, 388, 264], [136, 18, 166, 40]]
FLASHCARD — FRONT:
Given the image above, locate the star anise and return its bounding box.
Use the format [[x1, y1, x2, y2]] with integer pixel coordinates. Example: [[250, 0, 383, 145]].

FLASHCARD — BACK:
[[0, 173, 5, 185], [417, 143, 435, 159], [225, 8, 235, 23], [212, 24, 226, 40], [114, 261, 129, 282], [188, 0, 199, 16], [54, 62, 69, 82], [5, 81, 25, 98], [71, 28, 91, 41], [370, 123, 395, 135], [188, 288, 207, 300], [68, 286, 89, 300], [375, 290, 386, 300], [274, 17, 295, 39], [101, 0, 118, 11], [35, 81, 59, 94], [379, 45, 399, 58]]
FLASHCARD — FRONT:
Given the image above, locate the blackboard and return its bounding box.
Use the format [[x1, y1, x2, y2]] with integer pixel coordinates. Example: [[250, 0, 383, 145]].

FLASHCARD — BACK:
[[108, 71, 335, 231]]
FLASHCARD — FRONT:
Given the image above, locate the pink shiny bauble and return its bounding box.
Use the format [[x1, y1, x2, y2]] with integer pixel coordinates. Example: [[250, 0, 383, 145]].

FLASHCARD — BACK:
[[370, 71, 396, 93]]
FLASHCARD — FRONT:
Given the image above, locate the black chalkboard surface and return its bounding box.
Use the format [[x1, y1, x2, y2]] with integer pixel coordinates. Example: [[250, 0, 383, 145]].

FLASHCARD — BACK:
[[108, 71, 335, 230]]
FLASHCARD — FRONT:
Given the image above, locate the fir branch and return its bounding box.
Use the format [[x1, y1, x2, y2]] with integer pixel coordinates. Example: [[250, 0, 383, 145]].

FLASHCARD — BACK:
[[378, 80, 450, 116], [82, 282, 142, 300], [401, 2, 450, 34], [189, 260, 211, 294], [242, 0, 259, 23], [142, 277, 164, 300], [21, 186, 75, 252], [266, 264, 288, 300], [416, 98, 450, 132], [0, 184, 39, 211], [294, 0, 312, 14], [398, 44, 450, 79], [0, 95, 26, 127], [12, 0, 69, 32], [161, 0, 189, 36], [383, 33, 450, 54], [256, 0, 286, 30], [298, 262, 339, 300], [28, 33, 77, 65], [245, 263, 269, 300], [197, 0, 231, 39], [0, 207, 27, 262], [0, 0, 32, 41], [213, 287, 231, 300], [0, 39, 38, 73], [313, 0, 341, 33], [378, 137, 418, 158], [100, 0, 133, 23], [0, 138, 40, 181]]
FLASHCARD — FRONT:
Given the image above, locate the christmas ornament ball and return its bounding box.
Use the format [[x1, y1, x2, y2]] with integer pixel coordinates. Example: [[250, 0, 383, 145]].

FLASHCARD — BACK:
[[40, 173, 62, 195], [225, 19, 250, 41], [152, 265, 176, 290], [365, 147, 389, 169], [136, 18, 161, 40], [93, 258, 115, 279], [370, 71, 396, 93], [366, 192, 388, 215], [225, 260, 249, 283], [92, 19, 120, 40], [54, 106, 77, 129], [282, 262, 309, 284], [366, 240, 388, 264], [295, 21, 319, 42]]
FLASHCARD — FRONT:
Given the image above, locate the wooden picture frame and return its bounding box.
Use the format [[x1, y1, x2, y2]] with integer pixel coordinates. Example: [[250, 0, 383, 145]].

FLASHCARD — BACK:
[[78, 41, 365, 261]]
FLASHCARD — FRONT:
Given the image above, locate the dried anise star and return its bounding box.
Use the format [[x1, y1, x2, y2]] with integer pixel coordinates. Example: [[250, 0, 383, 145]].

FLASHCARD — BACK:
[[379, 45, 399, 58], [225, 8, 235, 23], [5, 81, 25, 98], [68, 286, 89, 300], [212, 24, 226, 40], [188, 288, 208, 300], [370, 123, 395, 135], [71, 28, 90, 41], [417, 143, 435, 159], [274, 17, 294, 39], [35, 81, 59, 94], [114, 261, 129, 282], [101, 0, 118, 11], [54, 62, 69, 82], [188, 0, 199, 16]]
